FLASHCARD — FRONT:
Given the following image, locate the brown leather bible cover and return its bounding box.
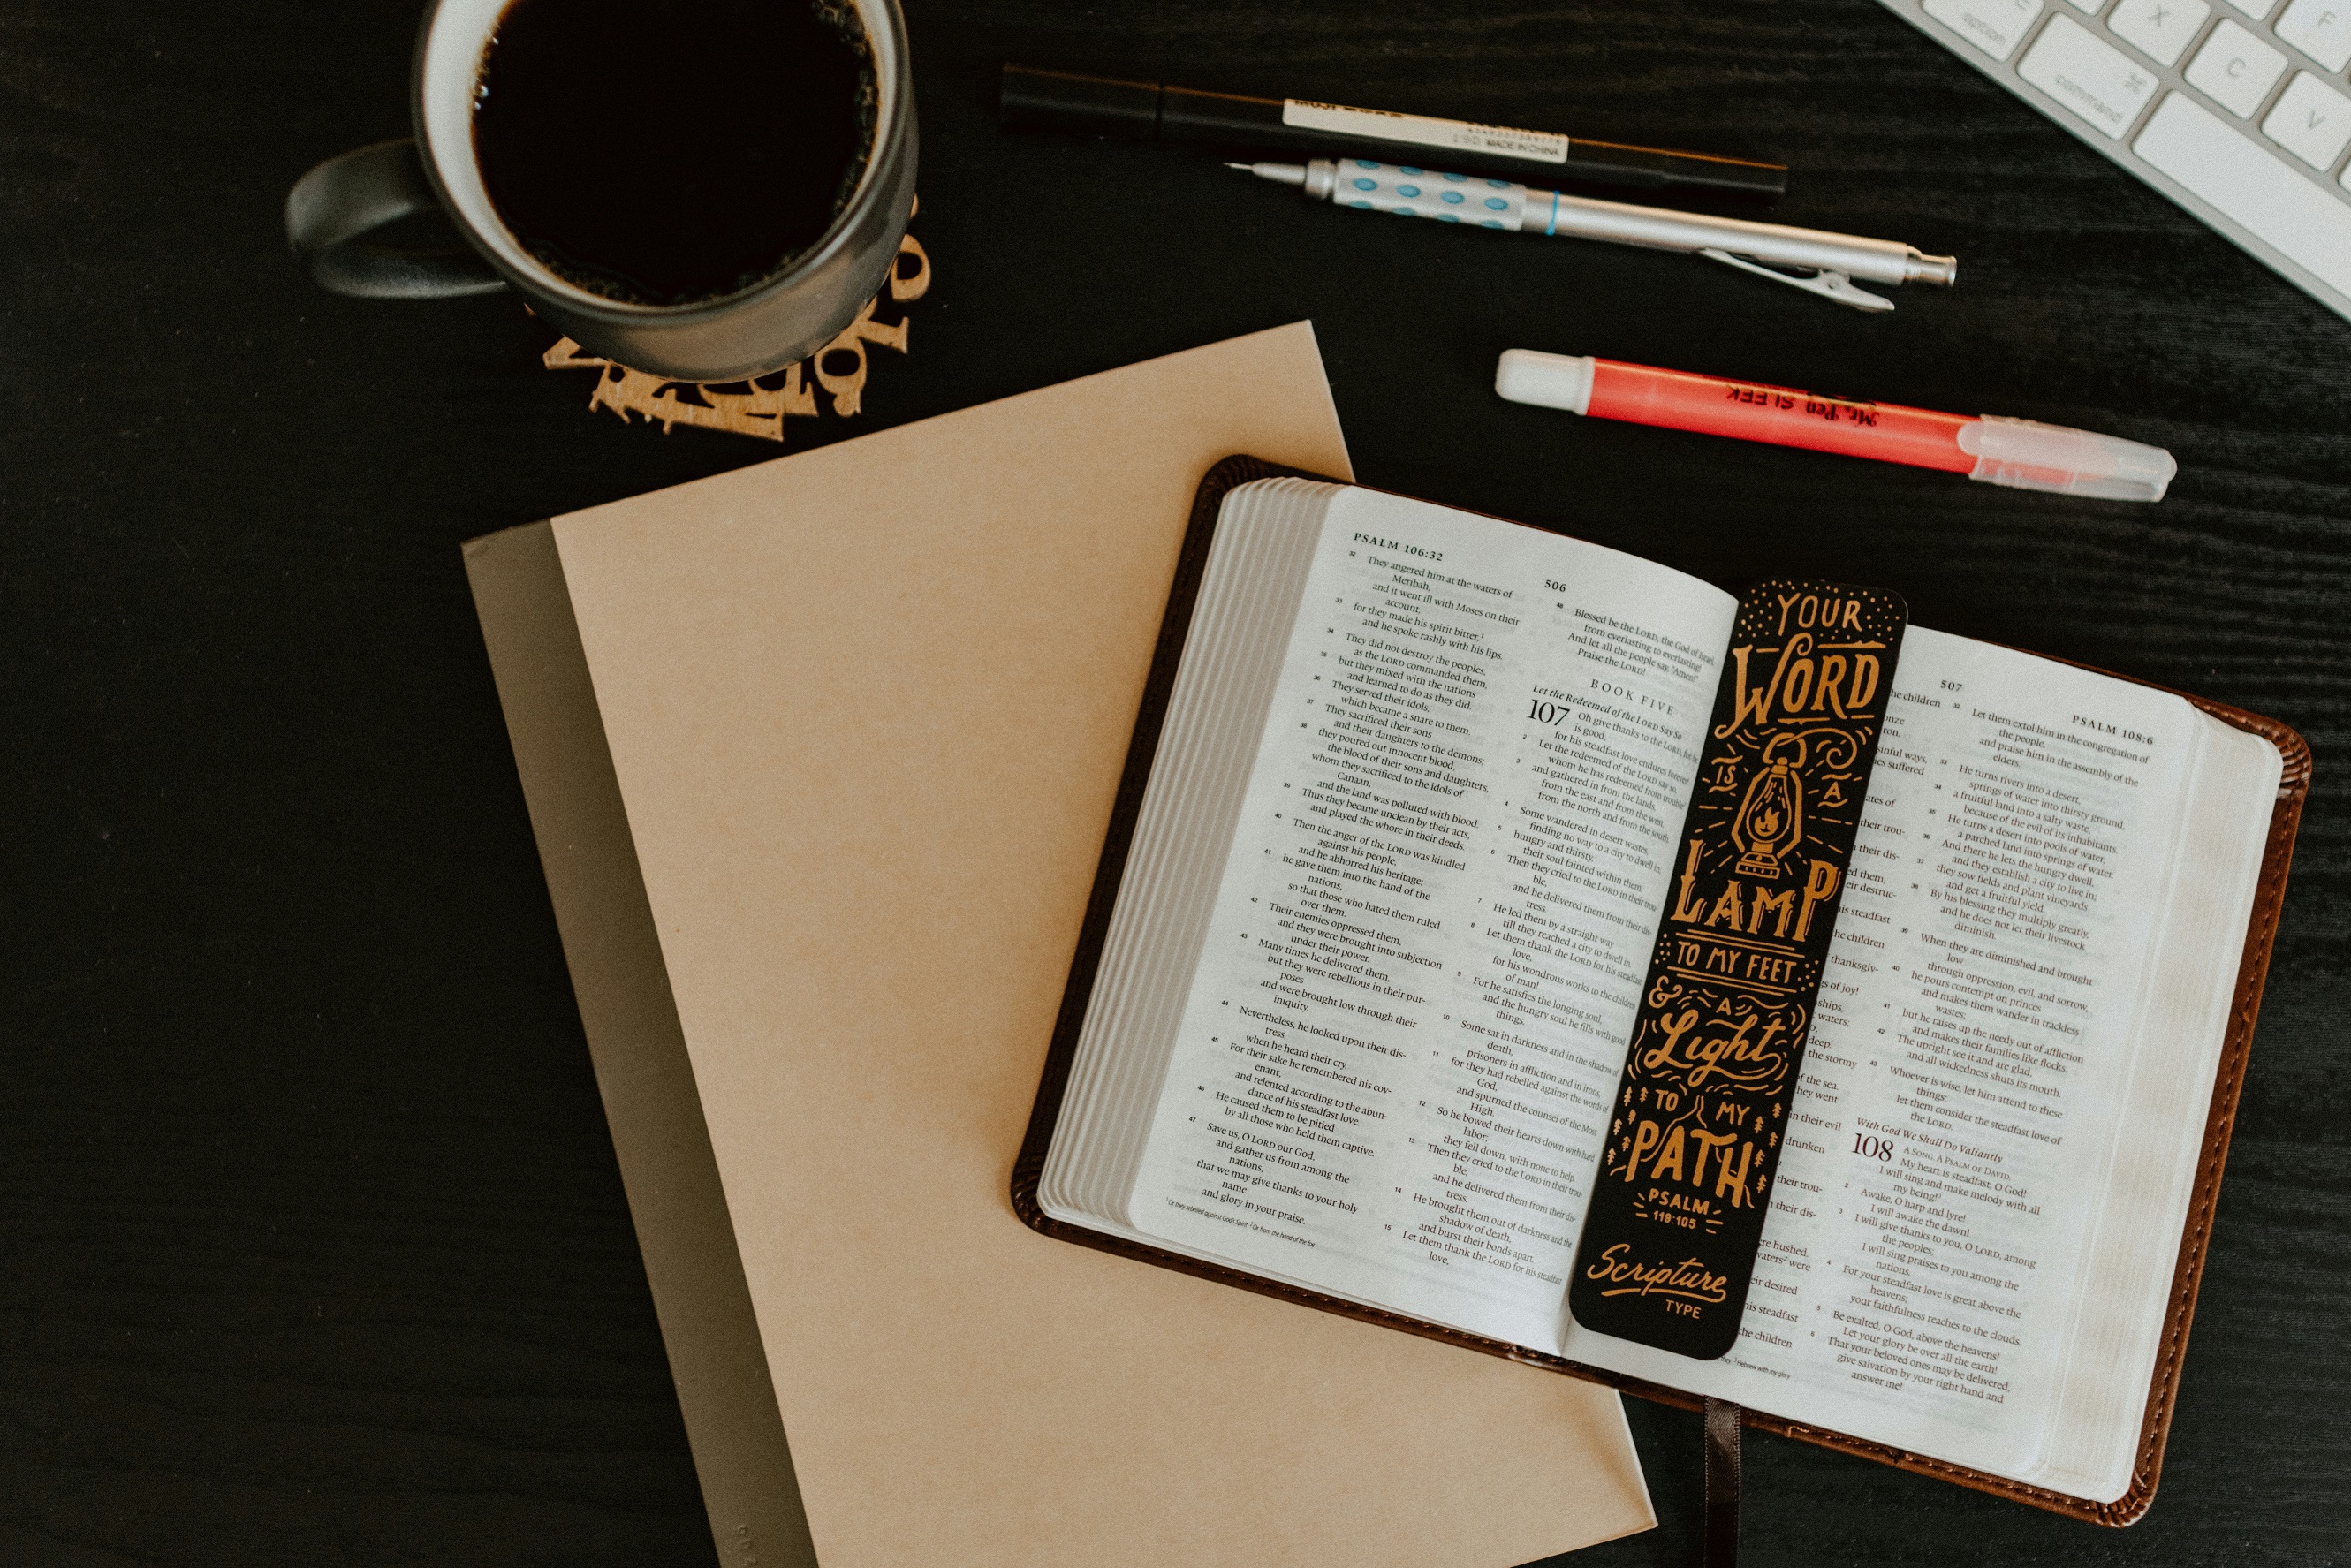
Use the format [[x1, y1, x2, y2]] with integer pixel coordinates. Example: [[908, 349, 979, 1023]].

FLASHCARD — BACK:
[[1012, 455, 2310, 1526]]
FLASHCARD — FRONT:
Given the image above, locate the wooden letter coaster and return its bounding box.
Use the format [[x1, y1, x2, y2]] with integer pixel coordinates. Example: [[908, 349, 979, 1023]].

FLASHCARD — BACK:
[[542, 202, 931, 443]]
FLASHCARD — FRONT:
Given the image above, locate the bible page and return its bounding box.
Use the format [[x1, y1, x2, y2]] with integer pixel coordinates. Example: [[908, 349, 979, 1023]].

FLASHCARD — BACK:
[[1118, 488, 1735, 1351], [1559, 628, 2264, 1493]]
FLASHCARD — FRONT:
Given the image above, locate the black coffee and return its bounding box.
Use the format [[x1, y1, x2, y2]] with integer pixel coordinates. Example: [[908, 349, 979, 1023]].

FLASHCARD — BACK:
[[472, 0, 875, 307]]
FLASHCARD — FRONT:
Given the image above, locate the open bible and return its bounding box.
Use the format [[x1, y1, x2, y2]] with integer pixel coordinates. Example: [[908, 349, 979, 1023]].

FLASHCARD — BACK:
[[1016, 458, 2308, 1522]]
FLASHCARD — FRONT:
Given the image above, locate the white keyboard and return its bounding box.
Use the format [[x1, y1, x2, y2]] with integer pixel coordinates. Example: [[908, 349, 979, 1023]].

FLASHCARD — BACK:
[[1880, 0, 2351, 322]]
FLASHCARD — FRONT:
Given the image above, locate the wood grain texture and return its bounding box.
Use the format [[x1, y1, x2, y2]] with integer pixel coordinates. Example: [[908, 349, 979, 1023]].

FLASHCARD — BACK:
[[0, 0, 2342, 1564]]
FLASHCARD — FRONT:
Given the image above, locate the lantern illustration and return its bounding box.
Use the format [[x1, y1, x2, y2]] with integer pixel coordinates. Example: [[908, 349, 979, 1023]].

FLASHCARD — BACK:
[[1732, 734, 1806, 880]]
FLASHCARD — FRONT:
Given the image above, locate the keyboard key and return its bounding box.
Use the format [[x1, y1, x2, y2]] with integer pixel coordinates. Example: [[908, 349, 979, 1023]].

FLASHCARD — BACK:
[[2264, 71, 2351, 166], [2186, 19, 2290, 115], [2110, 0, 2214, 64], [1923, 0, 2045, 60], [2220, 0, 2279, 17], [2276, 0, 2351, 71], [2136, 91, 2351, 293], [2021, 16, 2163, 135]]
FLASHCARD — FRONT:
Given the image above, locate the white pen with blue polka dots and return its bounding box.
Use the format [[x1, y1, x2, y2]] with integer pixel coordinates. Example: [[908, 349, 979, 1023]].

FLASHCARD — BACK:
[[1228, 156, 1958, 313]]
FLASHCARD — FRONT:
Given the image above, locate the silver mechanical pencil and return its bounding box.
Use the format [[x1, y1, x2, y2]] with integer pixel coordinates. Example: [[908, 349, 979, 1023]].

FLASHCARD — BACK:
[[1228, 157, 1957, 312]]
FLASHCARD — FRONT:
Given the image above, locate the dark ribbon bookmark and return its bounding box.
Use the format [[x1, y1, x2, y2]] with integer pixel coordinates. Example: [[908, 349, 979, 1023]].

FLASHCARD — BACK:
[[1703, 1398, 1742, 1568], [1570, 580, 1906, 1360]]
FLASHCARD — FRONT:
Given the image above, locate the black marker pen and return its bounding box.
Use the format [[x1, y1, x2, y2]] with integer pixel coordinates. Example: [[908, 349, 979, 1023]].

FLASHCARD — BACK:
[[1001, 64, 1787, 203]]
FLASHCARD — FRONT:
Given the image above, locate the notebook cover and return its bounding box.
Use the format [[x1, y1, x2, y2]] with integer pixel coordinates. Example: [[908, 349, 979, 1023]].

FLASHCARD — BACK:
[[1012, 454, 2312, 1528], [477, 329, 1661, 1568]]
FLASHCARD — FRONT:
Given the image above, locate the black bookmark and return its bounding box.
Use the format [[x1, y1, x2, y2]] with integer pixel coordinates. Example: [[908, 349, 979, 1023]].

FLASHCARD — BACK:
[[1569, 580, 1906, 1360]]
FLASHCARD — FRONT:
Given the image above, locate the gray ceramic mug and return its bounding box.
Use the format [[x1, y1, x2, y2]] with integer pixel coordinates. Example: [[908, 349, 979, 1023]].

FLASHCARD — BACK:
[[284, 0, 916, 382]]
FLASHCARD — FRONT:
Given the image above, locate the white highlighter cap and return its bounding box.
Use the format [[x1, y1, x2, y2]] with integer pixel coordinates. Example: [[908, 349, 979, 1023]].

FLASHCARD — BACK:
[[1495, 348, 1595, 415], [1956, 415, 2175, 503]]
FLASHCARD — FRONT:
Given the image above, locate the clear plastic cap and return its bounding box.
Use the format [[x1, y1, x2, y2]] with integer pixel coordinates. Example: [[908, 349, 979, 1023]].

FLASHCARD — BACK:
[[1494, 349, 1596, 414], [1957, 415, 2175, 503]]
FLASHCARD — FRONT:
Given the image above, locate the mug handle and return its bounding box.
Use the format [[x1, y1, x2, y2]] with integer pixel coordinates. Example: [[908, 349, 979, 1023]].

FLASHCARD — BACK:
[[285, 139, 508, 299]]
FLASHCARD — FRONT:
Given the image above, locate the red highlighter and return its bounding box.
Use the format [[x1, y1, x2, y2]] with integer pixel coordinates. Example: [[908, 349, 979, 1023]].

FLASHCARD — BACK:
[[1495, 349, 2174, 502]]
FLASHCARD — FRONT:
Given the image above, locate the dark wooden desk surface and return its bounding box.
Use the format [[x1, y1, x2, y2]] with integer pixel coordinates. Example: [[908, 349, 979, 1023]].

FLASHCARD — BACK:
[[5, 0, 2345, 1563]]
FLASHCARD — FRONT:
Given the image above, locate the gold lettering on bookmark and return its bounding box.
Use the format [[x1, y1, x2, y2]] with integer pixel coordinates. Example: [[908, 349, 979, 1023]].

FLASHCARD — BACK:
[[1570, 579, 1906, 1360]]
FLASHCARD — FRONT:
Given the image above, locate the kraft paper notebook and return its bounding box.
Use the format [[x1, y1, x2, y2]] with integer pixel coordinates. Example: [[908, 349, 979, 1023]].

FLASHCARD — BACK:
[[1016, 457, 2309, 1528], [462, 325, 1656, 1568]]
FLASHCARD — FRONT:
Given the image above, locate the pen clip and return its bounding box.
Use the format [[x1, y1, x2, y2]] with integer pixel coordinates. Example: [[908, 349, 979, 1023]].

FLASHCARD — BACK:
[[1699, 248, 1895, 313]]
